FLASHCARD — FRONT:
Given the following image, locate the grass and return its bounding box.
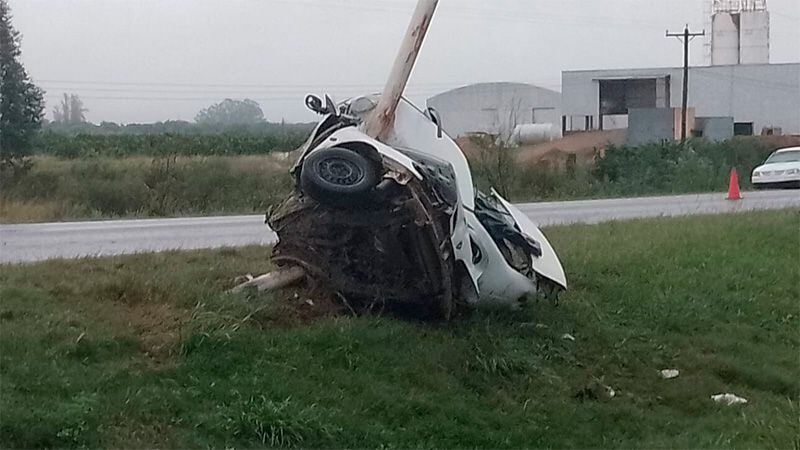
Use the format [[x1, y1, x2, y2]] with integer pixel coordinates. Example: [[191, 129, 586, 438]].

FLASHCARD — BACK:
[[1, 211, 798, 448], [470, 136, 789, 203], [2, 136, 791, 223], [0, 155, 294, 223]]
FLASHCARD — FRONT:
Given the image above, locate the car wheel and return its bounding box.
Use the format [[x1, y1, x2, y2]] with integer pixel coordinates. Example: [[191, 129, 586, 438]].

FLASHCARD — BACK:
[[300, 147, 379, 206]]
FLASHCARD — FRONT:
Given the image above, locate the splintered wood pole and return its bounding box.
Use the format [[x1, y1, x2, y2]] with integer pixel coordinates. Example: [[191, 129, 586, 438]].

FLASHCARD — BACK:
[[229, 266, 306, 294], [363, 0, 439, 141]]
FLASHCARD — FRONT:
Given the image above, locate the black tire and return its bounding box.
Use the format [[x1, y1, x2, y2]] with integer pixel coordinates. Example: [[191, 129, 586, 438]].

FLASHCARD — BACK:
[[300, 147, 379, 206]]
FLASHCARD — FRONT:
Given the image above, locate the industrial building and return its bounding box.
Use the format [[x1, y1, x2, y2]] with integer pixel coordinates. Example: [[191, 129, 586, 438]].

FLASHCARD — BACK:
[[560, 62, 800, 141], [560, 0, 798, 143], [426, 0, 797, 146], [426, 82, 561, 139]]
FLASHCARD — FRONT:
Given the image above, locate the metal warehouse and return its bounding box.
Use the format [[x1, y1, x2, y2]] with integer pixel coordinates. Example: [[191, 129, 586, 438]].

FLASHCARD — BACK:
[[426, 82, 561, 139], [560, 63, 800, 138]]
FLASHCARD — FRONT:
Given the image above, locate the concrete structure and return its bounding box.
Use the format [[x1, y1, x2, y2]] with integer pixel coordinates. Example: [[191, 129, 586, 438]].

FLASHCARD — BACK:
[[712, 12, 741, 65], [426, 82, 561, 139], [561, 63, 800, 137], [627, 108, 696, 146], [709, 0, 770, 65], [739, 10, 770, 64], [696, 117, 735, 141]]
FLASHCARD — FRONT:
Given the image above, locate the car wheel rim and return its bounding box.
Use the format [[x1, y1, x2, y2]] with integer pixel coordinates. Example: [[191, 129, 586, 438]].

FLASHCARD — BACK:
[[316, 157, 364, 186]]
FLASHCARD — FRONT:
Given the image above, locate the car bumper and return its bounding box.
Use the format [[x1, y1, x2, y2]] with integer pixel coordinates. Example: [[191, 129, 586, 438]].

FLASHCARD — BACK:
[[751, 178, 800, 189]]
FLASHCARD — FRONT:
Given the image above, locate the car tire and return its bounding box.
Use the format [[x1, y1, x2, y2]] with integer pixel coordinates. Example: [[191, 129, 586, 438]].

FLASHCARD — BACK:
[[300, 147, 379, 206]]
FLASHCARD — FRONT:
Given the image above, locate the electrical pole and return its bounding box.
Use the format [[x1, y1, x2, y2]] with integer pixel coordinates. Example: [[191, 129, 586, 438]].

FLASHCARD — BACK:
[[666, 25, 705, 143], [364, 0, 439, 141]]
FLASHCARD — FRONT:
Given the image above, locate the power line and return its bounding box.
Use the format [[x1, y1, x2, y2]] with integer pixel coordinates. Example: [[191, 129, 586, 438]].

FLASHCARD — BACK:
[[36, 79, 452, 89], [36, 78, 563, 90], [267, 0, 670, 30], [771, 11, 800, 21]]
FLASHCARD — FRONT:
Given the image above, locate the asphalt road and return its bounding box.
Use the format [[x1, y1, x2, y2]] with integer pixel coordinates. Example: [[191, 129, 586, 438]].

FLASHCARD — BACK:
[[1, 190, 798, 264]]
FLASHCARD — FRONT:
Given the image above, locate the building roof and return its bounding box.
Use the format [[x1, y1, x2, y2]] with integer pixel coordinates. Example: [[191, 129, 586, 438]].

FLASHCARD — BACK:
[[562, 62, 799, 74], [428, 82, 561, 101]]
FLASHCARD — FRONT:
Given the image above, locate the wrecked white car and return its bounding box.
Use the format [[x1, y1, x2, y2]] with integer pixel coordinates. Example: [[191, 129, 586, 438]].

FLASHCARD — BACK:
[[237, 0, 565, 319], [266, 93, 567, 319]]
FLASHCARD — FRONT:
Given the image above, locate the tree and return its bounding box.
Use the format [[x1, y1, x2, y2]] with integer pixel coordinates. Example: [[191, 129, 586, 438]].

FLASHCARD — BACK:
[[0, 0, 44, 161], [195, 98, 265, 125], [52, 93, 88, 124], [474, 98, 523, 198]]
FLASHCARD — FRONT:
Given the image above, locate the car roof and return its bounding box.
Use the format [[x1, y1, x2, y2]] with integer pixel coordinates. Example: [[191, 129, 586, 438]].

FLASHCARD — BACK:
[[774, 146, 800, 153]]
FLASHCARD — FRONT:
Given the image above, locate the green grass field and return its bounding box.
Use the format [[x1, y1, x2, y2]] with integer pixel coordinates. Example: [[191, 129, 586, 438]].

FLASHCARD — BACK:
[[1, 211, 798, 448]]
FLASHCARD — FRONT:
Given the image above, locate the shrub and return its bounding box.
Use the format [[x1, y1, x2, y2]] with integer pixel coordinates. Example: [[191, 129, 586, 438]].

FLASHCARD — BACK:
[[470, 137, 778, 202]]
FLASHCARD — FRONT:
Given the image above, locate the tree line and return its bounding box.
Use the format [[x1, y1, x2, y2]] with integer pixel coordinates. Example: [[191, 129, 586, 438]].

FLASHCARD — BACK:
[[1, 0, 311, 164]]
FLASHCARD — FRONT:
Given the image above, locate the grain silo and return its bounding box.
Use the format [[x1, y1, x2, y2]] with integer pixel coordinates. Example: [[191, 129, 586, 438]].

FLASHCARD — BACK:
[[709, 0, 770, 66], [711, 12, 741, 65], [739, 9, 770, 64]]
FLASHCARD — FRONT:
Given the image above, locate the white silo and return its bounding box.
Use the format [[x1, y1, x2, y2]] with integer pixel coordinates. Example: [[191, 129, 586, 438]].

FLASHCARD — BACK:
[[711, 12, 740, 65], [739, 10, 769, 64], [709, 0, 769, 66]]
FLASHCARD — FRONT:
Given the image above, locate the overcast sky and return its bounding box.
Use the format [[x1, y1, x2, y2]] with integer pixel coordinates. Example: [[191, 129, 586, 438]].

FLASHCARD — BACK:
[[9, 0, 800, 123]]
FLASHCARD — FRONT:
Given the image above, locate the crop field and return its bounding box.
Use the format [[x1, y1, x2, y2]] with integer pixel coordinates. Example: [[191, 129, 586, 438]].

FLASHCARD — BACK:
[[0, 211, 798, 448]]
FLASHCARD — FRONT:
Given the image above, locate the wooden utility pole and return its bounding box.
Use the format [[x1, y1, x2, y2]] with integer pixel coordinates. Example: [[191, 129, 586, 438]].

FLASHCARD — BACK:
[[363, 0, 439, 141], [666, 26, 705, 143]]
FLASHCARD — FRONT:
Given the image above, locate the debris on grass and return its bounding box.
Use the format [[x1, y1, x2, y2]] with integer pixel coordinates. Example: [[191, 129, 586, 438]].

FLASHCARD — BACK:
[[561, 333, 576, 341], [659, 369, 680, 379], [575, 381, 616, 401], [711, 393, 748, 406]]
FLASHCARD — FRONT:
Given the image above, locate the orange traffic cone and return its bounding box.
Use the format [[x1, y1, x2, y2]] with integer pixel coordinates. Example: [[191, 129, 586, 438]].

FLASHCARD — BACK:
[[727, 168, 742, 201]]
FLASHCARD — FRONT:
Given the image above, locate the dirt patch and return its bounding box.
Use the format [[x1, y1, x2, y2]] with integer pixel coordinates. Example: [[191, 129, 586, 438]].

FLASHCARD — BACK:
[[755, 134, 800, 150], [455, 130, 625, 169], [123, 302, 188, 367], [235, 278, 447, 327], [515, 130, 626, 167], [247, 286, 349, 327]]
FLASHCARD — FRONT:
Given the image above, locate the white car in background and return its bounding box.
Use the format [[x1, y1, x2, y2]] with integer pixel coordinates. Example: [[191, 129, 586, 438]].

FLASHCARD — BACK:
[[751, 147, 800, 189]]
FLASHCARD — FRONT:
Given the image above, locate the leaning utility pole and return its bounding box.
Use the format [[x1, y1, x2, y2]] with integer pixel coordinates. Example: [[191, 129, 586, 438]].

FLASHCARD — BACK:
[[363, 0, 439, 141], [666, 25, 705, 143]]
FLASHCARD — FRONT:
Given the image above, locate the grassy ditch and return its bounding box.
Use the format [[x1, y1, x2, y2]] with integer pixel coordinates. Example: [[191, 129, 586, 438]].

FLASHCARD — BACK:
[[1, 211, 797, 448]]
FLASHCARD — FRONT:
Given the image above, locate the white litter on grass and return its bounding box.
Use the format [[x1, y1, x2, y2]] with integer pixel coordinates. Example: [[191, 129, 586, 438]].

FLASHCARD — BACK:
[[660, 369, 680, 379], [562, 333, 576, 341], [605, 385, 616, 398], [711, 393, 748, 406]]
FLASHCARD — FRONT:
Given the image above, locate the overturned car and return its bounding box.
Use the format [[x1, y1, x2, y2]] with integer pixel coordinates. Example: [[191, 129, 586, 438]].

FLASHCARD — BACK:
[[265, 93, 567, 319], [236, 0, 565, 319]]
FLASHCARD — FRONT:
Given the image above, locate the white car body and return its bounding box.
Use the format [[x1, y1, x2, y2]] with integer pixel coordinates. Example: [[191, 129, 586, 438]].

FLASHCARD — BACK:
[[293, 95, 566, 309], [751, 147, 800, 188]]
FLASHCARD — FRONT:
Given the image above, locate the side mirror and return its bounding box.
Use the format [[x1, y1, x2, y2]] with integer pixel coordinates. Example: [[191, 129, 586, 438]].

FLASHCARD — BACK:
[[426, 107, 443, 138], [305, 94, 339, 117], [305, 94, 325, 114]]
